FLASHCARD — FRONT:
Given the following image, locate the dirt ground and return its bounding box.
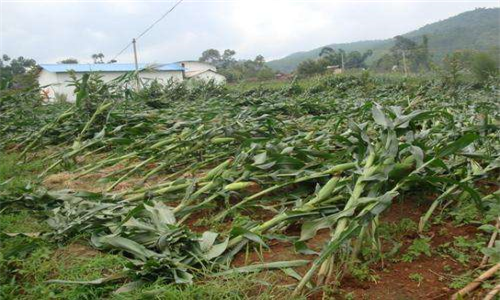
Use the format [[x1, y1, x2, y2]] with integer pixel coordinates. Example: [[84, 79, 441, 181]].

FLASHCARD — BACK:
[[230, 199, 488, 300]]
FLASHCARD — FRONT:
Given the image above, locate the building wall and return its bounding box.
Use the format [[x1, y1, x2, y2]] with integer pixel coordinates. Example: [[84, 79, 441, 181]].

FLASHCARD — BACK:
[[38, 70, 59, 100], [39, 70, 183, 102], [179, 61, 216, 72], [140, 71, 183, 84], [190, 71, 226, 85]]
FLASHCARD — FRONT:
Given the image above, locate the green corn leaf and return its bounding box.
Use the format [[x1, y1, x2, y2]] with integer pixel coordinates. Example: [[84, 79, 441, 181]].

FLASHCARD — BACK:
[[213, 260, 310, 276], [436, 133, 479, 158]]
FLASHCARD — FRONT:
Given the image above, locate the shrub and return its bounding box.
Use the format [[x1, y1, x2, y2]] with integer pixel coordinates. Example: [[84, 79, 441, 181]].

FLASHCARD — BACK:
[[471, 52, 499, 83]]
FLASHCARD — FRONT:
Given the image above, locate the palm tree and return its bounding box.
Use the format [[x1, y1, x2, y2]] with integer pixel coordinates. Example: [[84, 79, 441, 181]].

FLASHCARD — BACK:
[[91, 53, 105, 64]]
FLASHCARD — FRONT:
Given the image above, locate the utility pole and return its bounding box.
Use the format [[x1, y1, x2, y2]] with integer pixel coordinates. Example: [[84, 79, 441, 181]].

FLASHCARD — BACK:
[[132, 38, 140, 91], [401, 50, 408, 77]]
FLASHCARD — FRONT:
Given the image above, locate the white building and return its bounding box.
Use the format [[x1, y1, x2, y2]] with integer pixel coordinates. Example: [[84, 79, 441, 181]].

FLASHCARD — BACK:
[[38, 62, 224, 102], [177, 60, 226, 85], [177, 61, 217, 73], [39, 61, 226, 102]]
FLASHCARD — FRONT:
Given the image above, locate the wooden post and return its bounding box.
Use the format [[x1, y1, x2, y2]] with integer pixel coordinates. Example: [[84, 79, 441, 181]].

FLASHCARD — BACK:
[[132, 38, 140, 91]]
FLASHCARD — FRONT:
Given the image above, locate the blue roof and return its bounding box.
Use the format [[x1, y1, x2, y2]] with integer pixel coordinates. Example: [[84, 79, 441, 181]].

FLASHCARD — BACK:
[[39, 63, 184, 73]]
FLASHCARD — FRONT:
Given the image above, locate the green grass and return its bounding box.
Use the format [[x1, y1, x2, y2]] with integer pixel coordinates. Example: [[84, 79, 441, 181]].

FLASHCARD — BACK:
[[0, 211, 49, 233], [0, 242, 128, 300], [0, 151, 47, 191], [112, 273, 303, 300]]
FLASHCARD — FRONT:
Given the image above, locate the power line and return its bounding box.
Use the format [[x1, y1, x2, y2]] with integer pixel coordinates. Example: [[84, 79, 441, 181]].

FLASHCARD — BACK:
[[111, 0, 183, 62], [112, 42, 133, 62], [136, 0, 183, 41]]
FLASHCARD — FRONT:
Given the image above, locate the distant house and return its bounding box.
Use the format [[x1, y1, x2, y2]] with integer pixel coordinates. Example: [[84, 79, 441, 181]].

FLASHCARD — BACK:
[[176, 60, 226, 85], [38, 63, 184, 102]]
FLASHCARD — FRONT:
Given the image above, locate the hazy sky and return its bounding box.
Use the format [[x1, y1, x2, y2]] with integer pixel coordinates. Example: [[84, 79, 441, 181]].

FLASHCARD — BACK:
[[1, 0, 498, 64]]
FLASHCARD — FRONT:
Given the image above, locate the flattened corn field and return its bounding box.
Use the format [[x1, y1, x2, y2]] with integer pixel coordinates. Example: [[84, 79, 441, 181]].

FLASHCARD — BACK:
[[1, 74, 499, 299]]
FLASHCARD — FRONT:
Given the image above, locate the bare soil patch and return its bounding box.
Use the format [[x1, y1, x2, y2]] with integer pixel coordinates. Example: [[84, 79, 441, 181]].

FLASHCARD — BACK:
[[229, 198, 485, 299]]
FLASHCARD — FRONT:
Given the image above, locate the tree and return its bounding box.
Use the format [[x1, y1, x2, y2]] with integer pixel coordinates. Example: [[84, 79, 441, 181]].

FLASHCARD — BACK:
[[374, 35, 431, 72], [220, 49, 236, 68], [91, 53, 105, 64], [412, 35, 431, 71], [59, 58, 78, 64], [256, 67, 275, 81], [319, 47, 334, 57], [362, 50, 373, 62], [199, 49, 236, 68], [199, 49, 221, 65], [0, 55, 38, 89], [391, 36, 417, 53], [317, 48, 372, 70], [317, 47, 373, 70], [374, 53, 398, 71], [420, 35, 430, 69], [197, 49, 275, 83], [297, 59, 326, 76], [344, 50, 372, 69], [1, 55, 36, 79], [317, 48, 341, 67], [254, 55, 265, 67]]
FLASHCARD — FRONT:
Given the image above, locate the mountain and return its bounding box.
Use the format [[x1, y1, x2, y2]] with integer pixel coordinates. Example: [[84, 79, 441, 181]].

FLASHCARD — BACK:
[[267, 8, 500, 73]]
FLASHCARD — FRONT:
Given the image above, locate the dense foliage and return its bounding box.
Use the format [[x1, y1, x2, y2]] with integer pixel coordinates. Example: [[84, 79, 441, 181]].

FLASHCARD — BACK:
[[0, 73, 499, 297], [0, 55, 38, 90], [297, 48, 374, 76], [267, 8, 500, 73], [199, 49, 275, 82]]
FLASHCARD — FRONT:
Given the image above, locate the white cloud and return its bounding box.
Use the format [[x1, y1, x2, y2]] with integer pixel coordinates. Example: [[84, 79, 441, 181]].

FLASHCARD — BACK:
[[0, 0, 498, 63], [225, 1, 333, 57]]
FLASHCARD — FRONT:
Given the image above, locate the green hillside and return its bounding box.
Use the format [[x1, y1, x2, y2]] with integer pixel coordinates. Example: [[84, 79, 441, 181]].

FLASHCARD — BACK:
[[267, 8, 500, 73]]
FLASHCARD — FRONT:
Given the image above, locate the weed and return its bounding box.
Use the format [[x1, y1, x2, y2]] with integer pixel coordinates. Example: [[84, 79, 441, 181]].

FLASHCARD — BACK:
[[409, 273, 424, 286], [449, 271, 474, 289], [348, 263, 380, 283], [449, 201, 479, 225], [378, 218, 417, 240], [438, 235, 485, 265], [401, 237, 432, 262]]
